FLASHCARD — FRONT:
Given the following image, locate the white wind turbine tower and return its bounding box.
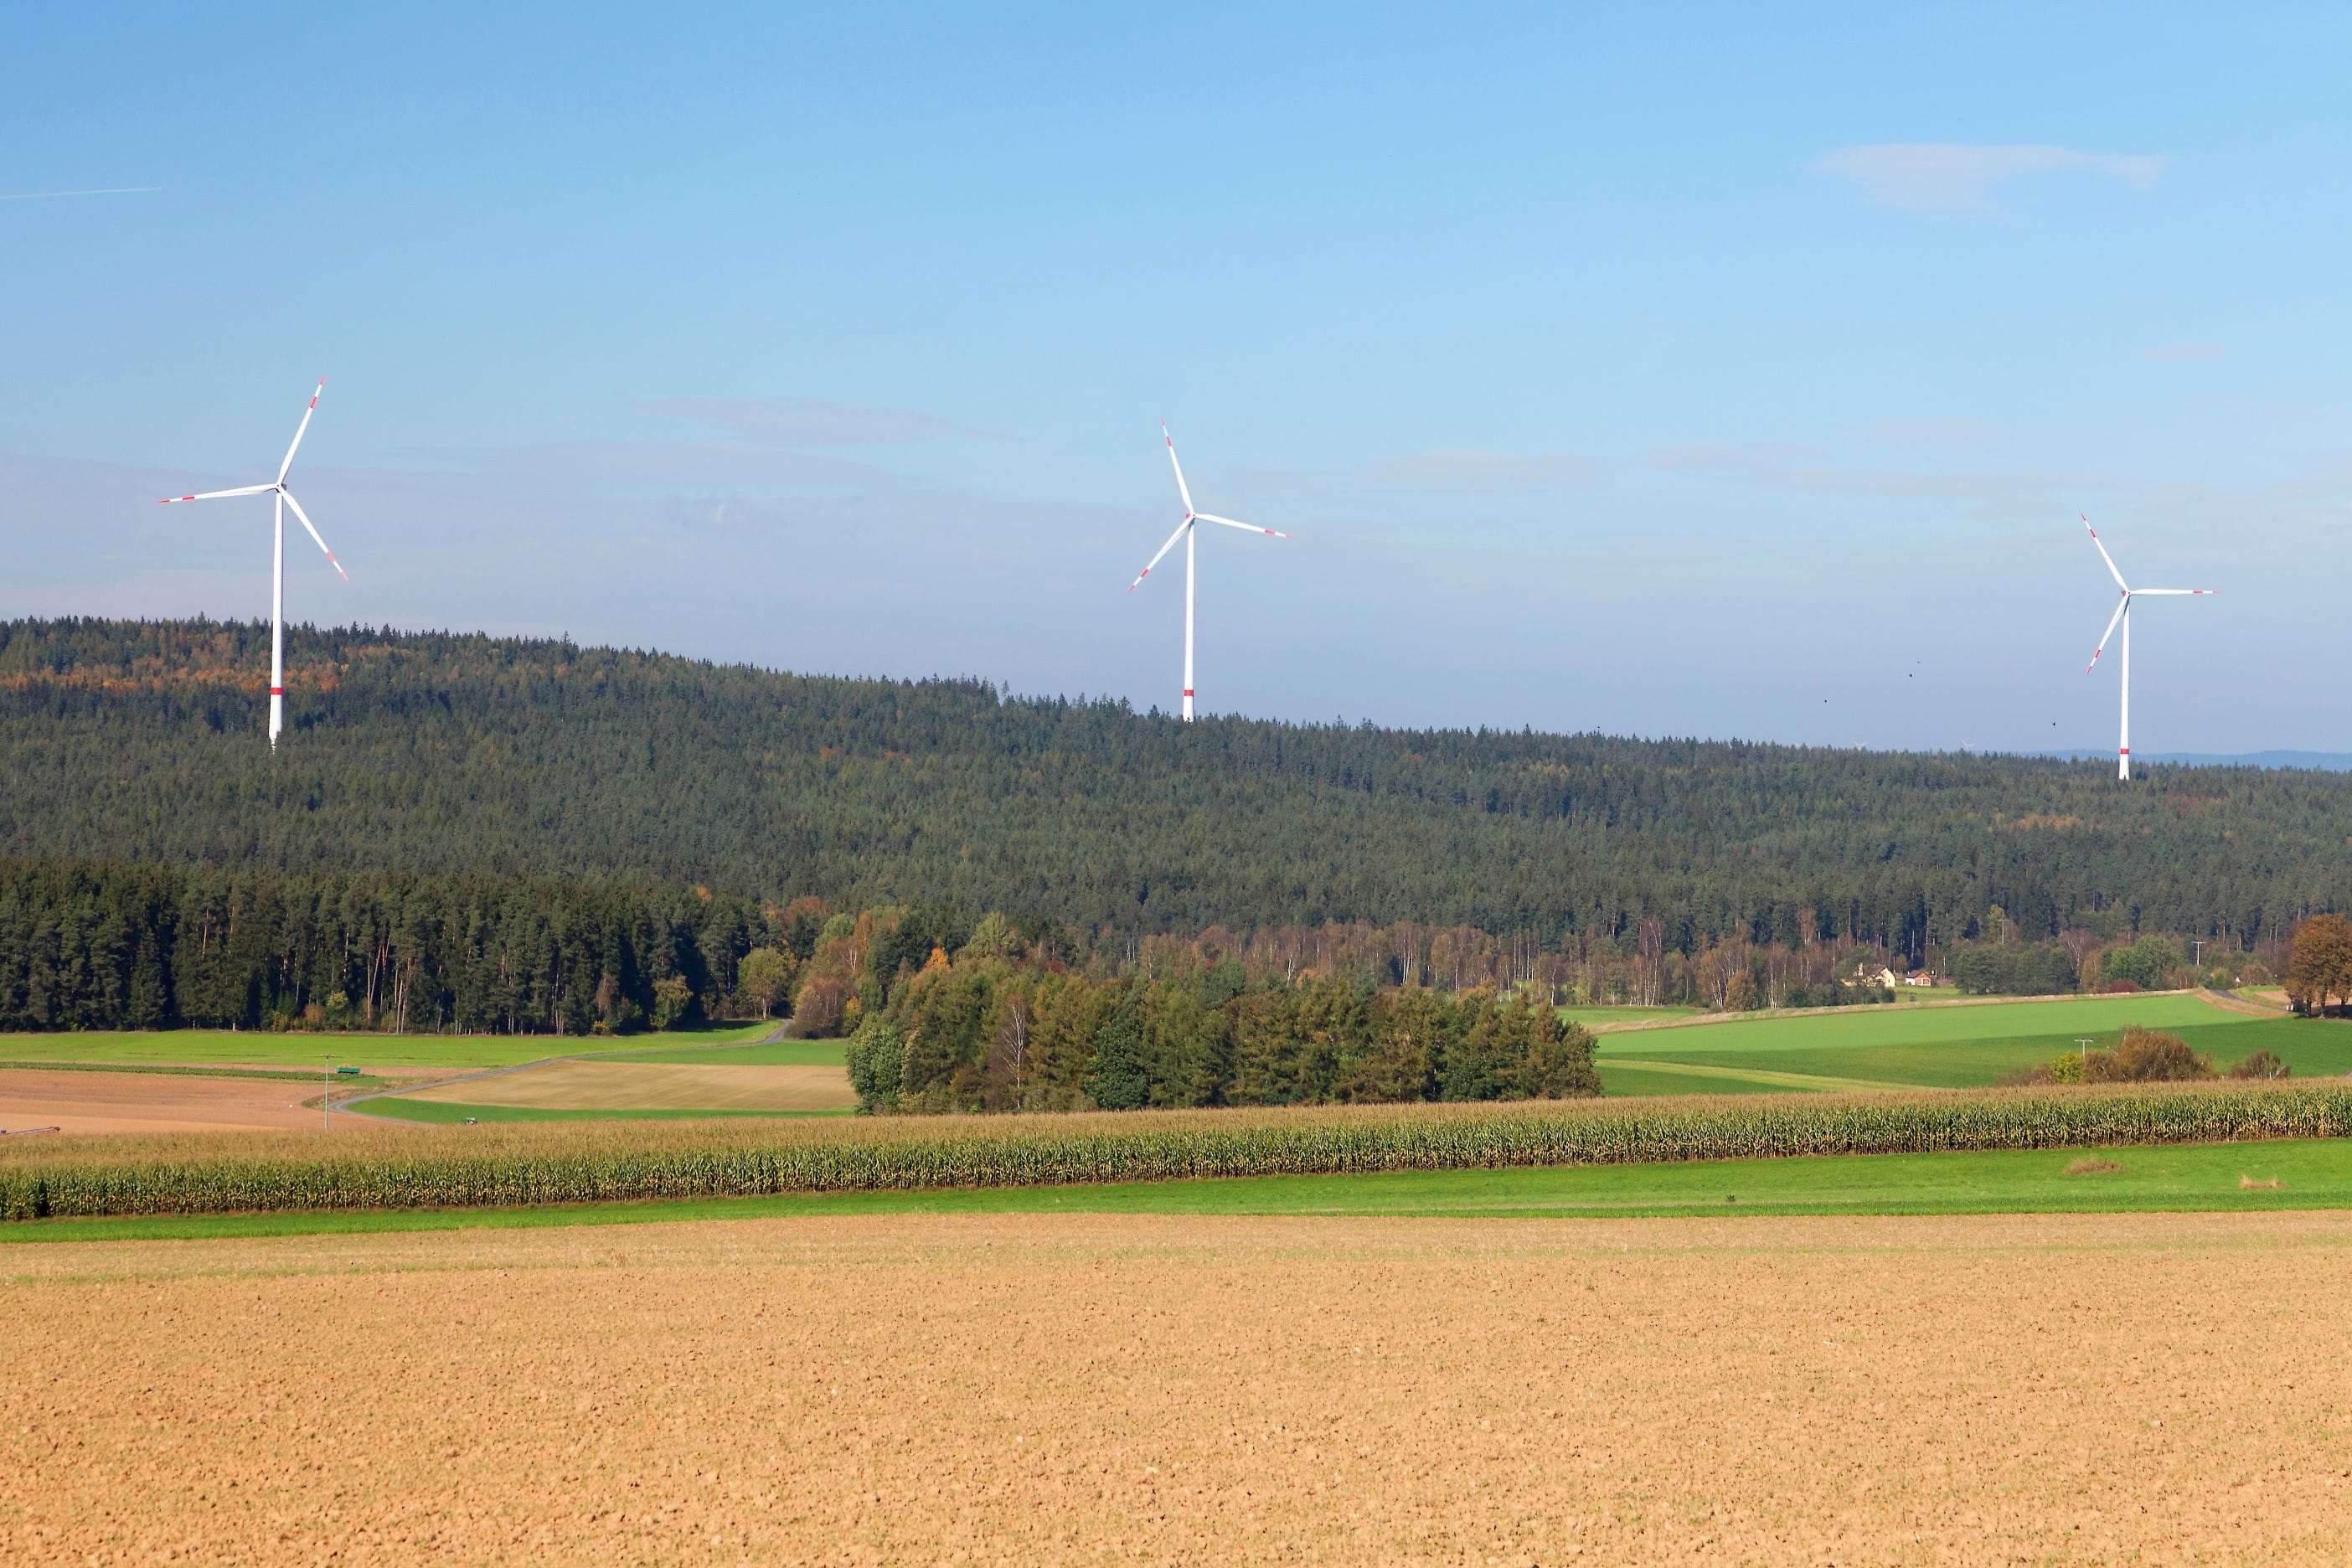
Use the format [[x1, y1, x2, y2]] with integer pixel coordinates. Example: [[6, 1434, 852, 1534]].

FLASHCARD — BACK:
[[2082, 515, 2213, 781], [158, 379, 348, 747], [1127, 422, 1290, 720]]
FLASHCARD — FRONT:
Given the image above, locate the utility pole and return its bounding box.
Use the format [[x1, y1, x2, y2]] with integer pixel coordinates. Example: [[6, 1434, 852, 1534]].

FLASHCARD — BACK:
[[322, 1053, 335, 1131]]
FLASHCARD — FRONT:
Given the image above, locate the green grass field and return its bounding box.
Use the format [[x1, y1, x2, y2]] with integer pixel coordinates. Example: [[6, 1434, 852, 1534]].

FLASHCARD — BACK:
[[1597, 993, 2230, 1053], [0, 1020, 776, 1072], [9, 1135, 2346, 1245], [1589, 995, 2350, 1096]]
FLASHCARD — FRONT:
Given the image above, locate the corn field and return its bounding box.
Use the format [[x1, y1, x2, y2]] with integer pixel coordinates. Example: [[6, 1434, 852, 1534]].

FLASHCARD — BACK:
[[5, 1083, 2350, 1220]]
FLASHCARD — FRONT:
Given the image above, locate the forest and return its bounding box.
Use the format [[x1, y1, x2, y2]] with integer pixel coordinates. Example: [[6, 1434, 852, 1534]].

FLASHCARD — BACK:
[[3, 617, 2349, 965], [0, 857, 1603, 1109]]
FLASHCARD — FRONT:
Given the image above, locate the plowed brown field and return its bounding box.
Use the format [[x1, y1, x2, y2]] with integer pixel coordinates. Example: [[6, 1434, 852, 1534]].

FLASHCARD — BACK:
[[0, 1068, 361, 1136], [5, 1210, 2350, 1565]]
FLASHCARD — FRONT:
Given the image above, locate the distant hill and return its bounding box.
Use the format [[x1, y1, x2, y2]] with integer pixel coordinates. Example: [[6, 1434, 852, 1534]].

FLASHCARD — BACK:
[[2041, 750, 2352, 772], [2, 618, 2347, 949]]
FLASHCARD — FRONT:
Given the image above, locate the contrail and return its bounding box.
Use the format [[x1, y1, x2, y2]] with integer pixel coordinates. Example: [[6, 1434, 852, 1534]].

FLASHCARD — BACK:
[[0, 186, 161, 202]]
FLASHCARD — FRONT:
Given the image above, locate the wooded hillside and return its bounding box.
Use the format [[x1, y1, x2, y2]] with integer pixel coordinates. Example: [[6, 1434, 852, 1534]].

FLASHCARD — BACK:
[[3, 618, 2344, 957]]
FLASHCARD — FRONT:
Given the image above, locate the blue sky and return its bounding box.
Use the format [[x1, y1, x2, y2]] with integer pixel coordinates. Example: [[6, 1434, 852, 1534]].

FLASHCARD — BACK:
[[4, 3, 2346, 751]]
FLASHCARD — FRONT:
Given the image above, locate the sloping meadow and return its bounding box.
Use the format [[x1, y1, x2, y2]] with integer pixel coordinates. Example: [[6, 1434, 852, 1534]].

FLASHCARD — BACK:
[[6, 1083, 2352, 1220]]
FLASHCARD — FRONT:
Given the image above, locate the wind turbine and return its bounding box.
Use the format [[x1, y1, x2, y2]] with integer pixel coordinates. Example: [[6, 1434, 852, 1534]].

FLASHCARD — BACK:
[[1127, 423, 1290, 720], [2082, 515, 2213, 781], [158, 379, 348, 746]]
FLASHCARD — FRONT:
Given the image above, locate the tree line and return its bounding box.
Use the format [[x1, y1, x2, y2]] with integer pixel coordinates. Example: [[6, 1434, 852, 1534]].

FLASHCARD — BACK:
[[0, 852, 2308, 1044], [3, 618, 2349, 958], [0, 856, 789, 1036], [843, 948, 1599, 1113]]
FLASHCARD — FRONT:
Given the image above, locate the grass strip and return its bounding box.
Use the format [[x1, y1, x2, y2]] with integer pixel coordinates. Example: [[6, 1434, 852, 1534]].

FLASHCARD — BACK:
[[4, 1082, 2351, 1221], [7, 1137, 2348, 1244]]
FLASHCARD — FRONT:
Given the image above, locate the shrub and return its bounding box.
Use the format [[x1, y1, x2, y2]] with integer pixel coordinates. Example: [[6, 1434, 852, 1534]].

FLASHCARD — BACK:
[[2092, 1027, 2215, 1083], [2227, 1050, 2290, 1081]]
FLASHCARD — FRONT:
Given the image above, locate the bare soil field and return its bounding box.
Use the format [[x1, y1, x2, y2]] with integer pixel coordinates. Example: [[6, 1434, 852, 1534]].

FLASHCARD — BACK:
[[393, 1059, 858, 1113], [0, 1068, 369, 1137], [5, 1210, 2351, 1565]]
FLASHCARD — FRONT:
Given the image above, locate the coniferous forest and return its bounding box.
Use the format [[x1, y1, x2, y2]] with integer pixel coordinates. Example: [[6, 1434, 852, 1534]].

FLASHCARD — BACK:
[[0, 616, 2347, 1045]]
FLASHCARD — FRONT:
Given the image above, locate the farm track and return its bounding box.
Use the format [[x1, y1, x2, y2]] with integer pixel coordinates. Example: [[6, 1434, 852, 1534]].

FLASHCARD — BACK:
[[2196, 986, 2294, 1019], [5, 1209, 2349, 1565]]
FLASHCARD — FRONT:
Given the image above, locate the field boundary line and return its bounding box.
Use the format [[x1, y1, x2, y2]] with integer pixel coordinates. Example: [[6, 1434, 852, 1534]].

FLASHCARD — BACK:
[[1602, 1059, 1915, 1093]]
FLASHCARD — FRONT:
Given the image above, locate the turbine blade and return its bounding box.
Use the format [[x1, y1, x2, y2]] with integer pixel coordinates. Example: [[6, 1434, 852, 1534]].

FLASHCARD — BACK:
[[2081, 514, 2128, 591], [1161, 422, 1196, 518], [2131, 588, 2217, 596], [280, 489, 348, 580], [276, 378, 326, 482], [2086, 595, 2128, 672], [1127, 516, 1193, 591], [1193, 511, 1292, 540], [158, 484, 275, 503]]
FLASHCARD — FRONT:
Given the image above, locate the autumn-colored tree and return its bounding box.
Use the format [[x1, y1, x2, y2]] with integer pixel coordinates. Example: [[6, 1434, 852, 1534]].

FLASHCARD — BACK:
[[735, 946, 793, 1019], [2286, 914, 2352, 1014]]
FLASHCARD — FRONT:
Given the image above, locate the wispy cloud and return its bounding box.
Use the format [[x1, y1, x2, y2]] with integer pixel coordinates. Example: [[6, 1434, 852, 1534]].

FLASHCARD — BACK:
[[639, 396, 995, 446], [1852, 418, 2003, 453], [1815, 144, 2166, 219], [0, 186, 159, 201], [2143, 342, 2226, 364], [1349, 449, 1602, 496], [1240, 449, 1604, 502], [471, 438, 894, 489]]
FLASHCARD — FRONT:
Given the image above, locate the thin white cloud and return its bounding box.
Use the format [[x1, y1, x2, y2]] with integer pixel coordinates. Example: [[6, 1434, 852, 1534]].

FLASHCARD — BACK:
[[470, 438, 894, 489], [0, 185, 159, 201], [1239, 449, 1604, 501], [1643, 441, 1822, 474], [2143, 342, 2226, 364], [1852, 418, 2003, 453], [1815, 143, 2167, 218], [639, 396, 995, 446], [1350, 449, 1603, 496]]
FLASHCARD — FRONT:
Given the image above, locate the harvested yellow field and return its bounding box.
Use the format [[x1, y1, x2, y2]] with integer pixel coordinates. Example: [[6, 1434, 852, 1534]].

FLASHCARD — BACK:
[[5, 1210, 2351, 1565], [396, 1060, 857, 1112]]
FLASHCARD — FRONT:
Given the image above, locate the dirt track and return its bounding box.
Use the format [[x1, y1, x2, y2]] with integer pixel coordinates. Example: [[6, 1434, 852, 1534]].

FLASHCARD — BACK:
[[4, 1210, 2350, 1565]]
